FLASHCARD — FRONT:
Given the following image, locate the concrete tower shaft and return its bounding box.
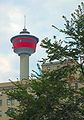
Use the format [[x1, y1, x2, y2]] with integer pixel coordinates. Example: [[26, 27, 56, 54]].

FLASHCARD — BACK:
[[20, 54, 29, 80]]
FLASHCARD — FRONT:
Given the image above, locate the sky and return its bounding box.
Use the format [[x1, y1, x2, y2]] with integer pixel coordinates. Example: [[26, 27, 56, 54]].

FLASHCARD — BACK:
[[0, 0, 83, 83]]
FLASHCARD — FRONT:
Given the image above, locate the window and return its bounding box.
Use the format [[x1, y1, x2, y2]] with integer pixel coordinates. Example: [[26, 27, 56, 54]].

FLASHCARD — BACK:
[[0, 92, 2, 96], [0, 100, 2, 106], [7, 99, 15, 106], [0, 111, 2, 117]]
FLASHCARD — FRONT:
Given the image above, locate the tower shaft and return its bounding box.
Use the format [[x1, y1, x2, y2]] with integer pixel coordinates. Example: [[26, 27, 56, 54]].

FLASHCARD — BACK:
[[20, 54, 29, 80]]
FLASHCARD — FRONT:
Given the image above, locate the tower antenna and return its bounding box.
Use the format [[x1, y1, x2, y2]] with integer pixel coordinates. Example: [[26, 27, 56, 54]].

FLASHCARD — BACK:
[[24, 15, 26, 29]]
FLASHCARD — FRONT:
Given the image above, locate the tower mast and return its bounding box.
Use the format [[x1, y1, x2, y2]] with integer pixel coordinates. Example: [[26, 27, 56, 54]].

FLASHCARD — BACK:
[[24, 15, 26, 29]]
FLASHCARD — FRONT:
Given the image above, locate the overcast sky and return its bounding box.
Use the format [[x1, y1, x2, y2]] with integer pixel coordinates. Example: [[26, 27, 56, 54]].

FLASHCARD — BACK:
[[0, 0, 82, 83]]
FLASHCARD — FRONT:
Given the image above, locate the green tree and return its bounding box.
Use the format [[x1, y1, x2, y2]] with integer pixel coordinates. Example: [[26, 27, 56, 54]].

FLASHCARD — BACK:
[[50, 2, 84, 61], [6, 69, 84, 120], [5, 2, 84, 120]]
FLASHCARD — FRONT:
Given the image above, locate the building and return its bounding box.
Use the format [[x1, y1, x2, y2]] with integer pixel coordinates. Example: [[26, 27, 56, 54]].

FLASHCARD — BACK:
[[42, 60, 84, 87], [42, 59, 77, 71], [0, 81, 18, 120]]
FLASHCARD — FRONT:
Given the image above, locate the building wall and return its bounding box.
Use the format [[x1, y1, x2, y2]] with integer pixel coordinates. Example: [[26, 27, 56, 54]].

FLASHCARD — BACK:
[[42, 60, 84, 85], [0, 82, 18, 120], [42, 61, 62, 71], [42, 60, 76, 71]]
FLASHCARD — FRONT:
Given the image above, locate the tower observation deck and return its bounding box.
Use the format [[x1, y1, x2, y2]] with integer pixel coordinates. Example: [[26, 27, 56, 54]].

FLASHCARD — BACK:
[[10, 27, 39, 80]]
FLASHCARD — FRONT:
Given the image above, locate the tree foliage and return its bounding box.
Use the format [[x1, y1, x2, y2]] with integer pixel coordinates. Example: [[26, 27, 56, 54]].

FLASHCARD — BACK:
[[5, 68, 84, 120], [41, 2, 84, 61], [5, 2, 84, 120]]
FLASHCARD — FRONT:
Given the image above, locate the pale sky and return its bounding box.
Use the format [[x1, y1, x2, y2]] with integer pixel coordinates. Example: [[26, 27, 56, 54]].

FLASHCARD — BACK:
[[0, 0, 83, 82]]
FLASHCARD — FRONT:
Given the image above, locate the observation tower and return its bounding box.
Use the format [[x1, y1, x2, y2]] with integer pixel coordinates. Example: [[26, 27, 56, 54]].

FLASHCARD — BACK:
[[10, 23, 39, 80]]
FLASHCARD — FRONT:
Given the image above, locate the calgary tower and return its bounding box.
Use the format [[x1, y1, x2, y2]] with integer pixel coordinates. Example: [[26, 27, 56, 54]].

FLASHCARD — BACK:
[[10, 20, 39, 80]]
